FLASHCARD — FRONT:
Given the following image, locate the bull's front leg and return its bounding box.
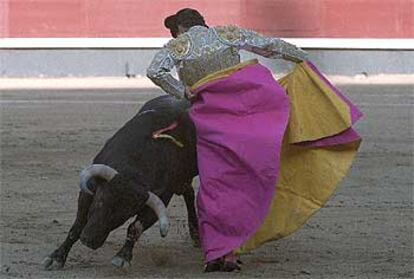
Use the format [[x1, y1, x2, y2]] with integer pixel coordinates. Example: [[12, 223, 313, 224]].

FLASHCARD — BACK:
[[111, 219, 143, 268], [42, 192, 93, 270], [182, 183, 200, 247], [112, 191, 174, 268]]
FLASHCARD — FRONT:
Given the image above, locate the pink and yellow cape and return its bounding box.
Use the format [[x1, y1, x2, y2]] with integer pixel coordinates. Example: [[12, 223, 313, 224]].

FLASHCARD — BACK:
[[188, 59, 362, 262]]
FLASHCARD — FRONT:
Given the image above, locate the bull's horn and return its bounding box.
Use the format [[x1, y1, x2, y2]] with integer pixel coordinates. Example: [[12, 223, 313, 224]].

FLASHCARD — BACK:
[[79, 164, 118, 195], [145, 192, 169, 237]]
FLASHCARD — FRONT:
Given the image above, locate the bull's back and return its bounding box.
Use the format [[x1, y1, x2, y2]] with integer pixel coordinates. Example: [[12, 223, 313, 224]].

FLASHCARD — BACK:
[[92, 95, 197, 191]]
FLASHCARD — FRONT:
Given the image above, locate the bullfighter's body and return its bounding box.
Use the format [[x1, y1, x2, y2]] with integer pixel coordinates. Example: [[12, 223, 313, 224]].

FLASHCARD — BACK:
[[147, 8, 362, 272]]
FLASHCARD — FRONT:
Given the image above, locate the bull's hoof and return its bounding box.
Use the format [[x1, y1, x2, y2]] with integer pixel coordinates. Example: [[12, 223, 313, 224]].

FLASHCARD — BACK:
[[111, 255, 131, 269], [42, 256, 64, 270]]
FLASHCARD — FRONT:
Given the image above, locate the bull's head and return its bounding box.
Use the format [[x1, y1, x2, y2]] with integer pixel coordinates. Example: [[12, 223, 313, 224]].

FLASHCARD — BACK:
[[78, 164, 168, 250]]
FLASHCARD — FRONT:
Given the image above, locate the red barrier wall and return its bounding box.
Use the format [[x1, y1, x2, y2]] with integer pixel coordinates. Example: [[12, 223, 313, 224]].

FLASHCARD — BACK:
[[1, 0, 413, 38]]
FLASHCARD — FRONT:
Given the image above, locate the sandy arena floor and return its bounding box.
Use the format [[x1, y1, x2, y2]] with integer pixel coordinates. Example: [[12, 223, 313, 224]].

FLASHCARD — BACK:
[[1, 85, 413, 278]]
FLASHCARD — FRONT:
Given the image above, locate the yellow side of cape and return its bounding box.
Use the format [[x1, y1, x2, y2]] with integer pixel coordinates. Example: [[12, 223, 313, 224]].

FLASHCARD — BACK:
[[236, 62, 361, 253]]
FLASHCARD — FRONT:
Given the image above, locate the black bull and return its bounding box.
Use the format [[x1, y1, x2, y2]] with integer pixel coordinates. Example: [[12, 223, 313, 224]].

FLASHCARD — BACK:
[[43, 95, 199, 269]]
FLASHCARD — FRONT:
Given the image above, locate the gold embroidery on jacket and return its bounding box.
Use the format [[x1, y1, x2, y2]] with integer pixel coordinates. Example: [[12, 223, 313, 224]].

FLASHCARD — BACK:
[[215, 25, 242, 44], [166, 35, 191, 60]]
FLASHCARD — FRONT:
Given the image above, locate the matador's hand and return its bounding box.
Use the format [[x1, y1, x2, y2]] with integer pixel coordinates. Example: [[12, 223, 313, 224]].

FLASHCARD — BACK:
[[185, 86, 196, 100]]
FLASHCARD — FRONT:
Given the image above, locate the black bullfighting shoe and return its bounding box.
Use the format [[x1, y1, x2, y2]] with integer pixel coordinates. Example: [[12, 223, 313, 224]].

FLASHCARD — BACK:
[[204, 258, 224, 272], [222, 260, 241, 272], [204, 257, 242, 272]]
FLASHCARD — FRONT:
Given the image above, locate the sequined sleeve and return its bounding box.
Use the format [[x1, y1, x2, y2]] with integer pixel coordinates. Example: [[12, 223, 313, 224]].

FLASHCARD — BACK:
[[146, 48, 185, 99], [215, 25, 307, 62], [239, 28, 308, 62]]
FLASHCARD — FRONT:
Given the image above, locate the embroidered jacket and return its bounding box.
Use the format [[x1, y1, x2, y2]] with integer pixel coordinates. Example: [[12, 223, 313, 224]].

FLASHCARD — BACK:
[[147, 25, 308, 98]]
